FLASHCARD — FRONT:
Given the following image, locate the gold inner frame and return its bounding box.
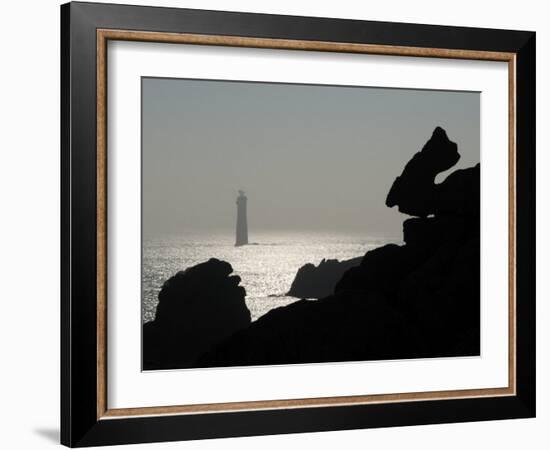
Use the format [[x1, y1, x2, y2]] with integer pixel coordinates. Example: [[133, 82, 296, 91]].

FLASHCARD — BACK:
[[96, 29, 517, 420]]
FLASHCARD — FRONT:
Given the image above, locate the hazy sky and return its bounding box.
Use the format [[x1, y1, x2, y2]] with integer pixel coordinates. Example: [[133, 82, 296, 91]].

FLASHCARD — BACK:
[[142, 78, 479, 237]]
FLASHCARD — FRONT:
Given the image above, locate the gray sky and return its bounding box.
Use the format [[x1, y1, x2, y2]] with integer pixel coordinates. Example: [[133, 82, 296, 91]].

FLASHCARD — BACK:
[[142, 78, 479, 237]]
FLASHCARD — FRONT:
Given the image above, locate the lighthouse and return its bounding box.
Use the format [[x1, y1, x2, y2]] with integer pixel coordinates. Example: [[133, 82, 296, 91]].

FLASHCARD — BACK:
[[235, 190, 248, 246]]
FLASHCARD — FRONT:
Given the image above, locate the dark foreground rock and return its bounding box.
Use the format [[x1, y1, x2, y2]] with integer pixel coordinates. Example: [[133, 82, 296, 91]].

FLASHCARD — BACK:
[[197, 127, 480, 367], [386, 126, 462, 217], [287, 257, 362, 299], [143, 258, 251, 370]]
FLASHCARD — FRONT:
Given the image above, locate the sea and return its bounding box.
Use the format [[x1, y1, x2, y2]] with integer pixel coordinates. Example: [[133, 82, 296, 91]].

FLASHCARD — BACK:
[[142, 231, 400, 323]]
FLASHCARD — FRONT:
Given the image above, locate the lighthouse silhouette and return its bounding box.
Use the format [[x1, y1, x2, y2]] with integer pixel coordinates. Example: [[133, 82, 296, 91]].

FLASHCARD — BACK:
[[235, 190, 248, 246]]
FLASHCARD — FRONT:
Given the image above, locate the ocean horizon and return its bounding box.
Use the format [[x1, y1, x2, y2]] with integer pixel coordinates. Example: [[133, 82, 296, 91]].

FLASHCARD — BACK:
[[142, 230, 401, 323]]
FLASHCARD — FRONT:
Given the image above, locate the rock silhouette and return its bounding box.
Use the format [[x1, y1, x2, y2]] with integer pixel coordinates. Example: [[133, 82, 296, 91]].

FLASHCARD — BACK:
[[198, 291, 425, 366], [143, 126, 480, 369], [142, 258, 251, 370], [287, 257, 362, 299], [196, 127, 480, 367], [386, 126, 460, 217]]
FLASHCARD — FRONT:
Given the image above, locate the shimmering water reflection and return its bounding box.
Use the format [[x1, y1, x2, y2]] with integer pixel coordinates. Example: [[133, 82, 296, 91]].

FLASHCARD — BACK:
[[142, 231, 398, 322]]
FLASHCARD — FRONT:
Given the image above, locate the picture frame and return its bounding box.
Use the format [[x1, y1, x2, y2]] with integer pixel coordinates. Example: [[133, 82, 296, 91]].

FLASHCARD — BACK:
[[61, 1, 536, 447]]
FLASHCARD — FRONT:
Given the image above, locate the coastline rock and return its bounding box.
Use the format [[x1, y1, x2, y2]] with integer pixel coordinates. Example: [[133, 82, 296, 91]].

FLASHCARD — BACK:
[[198, 291, 428, 367], [386, 126, 460, 217], [143, 258, 251, 370], [196, 126, 480, 367], [287, 257, 362, 299]]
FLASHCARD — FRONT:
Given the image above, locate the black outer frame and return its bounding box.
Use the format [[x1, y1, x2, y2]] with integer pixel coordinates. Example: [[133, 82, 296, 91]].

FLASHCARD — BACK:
[[60, 1, 536, 447]]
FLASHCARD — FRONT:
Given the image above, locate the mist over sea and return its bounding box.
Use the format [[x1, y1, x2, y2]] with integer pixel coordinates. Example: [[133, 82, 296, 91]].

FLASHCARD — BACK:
[[142, 231, 400, 323]]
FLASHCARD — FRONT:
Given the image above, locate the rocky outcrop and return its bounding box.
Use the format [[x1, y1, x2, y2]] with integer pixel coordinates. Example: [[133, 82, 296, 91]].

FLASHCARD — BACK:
[[287, 257, 362, 299], [143, 258, 251, 370], [386, 126, 460, 217], [197, 127, 480, 368], [198, 291, 425, 366]]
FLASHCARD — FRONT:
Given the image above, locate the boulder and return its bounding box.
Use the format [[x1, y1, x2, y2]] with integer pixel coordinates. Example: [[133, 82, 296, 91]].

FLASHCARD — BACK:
[[143, 258, 251, 370], [386, 126, 460, 217]]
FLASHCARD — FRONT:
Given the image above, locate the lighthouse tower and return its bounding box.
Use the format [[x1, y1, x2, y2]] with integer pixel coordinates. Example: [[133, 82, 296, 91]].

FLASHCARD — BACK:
[[235, 190, 248, 246]]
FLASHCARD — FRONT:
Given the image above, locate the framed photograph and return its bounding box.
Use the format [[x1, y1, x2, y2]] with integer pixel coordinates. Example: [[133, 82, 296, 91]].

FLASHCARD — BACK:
[[61, 2, 536, 447]]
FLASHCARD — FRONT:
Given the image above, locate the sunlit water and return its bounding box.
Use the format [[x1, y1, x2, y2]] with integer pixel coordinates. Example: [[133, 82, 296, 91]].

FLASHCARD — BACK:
[[142, 231, 399, 323]]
